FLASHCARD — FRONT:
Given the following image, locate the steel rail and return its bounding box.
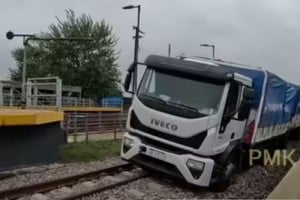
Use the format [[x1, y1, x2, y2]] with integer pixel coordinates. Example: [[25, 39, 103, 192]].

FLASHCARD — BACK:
[[61, 172, 150, 200], [0, 163, 132, 200]]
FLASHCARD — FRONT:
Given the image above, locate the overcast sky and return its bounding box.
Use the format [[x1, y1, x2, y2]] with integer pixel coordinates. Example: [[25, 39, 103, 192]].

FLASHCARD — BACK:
[[1, 0, 300, 85]]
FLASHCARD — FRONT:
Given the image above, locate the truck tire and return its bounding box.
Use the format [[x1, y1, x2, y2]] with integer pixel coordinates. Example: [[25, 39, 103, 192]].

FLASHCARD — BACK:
[[289, 128, 299, 140], [240, 149, 251, 169], [276, 135, 288, 149], [209, 153, 237, 192]]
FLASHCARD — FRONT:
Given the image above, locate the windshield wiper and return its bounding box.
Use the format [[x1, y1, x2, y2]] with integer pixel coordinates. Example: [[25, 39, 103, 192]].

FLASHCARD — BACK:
[[138, 93, 166, 105], [139, 94, 204, 115], [166, 101, 201, 114]]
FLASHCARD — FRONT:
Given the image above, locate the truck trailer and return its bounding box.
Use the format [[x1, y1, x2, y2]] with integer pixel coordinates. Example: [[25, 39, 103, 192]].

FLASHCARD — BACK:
[[121, 55, 300, 191]]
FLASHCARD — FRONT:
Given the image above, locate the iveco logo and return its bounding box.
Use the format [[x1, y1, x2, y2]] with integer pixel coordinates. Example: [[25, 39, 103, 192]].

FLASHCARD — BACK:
[[150, 118, 178, 131]]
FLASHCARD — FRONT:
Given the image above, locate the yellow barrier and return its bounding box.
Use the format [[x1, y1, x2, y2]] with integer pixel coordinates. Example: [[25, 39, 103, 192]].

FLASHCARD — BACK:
[[0, 109, 63, 126]]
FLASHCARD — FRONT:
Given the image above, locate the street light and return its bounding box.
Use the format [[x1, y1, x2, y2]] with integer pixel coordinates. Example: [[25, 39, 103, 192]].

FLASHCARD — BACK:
[[200, 43, 215, 59], [122, 5, 136, 9], [6, 30, 93, 102], [122, 4, 142, 92]]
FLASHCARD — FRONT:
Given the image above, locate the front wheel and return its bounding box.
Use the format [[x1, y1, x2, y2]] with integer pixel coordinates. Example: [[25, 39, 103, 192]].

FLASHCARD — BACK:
[[209, 153, 238, 192]]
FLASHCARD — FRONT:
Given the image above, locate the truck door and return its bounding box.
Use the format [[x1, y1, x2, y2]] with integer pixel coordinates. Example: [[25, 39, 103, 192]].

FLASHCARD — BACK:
[[214, 82, 248, 151]]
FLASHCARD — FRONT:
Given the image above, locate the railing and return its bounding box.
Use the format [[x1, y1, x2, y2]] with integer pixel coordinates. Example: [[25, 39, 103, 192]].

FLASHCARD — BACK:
[[2, 94, 22, 106], [65, 112, 128, 141], [0, 94, 98, 108], [62, 97, 96, 107]]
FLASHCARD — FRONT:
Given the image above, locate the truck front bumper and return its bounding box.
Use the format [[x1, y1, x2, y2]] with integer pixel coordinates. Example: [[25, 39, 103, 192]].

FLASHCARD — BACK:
[[121, 132, 215, 187]]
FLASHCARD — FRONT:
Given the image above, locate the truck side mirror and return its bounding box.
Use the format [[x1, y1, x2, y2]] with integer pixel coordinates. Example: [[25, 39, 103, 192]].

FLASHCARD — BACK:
[[238, 87, 254, 120], [238, 99, 252, 120], [124, 73, 133, 93], [243, 87, 255, 100]]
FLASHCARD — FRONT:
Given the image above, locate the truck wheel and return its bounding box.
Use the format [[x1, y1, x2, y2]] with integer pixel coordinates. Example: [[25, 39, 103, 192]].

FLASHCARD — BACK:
[[240, 150, 251, 169], [289, 128, 299, 140], [209, 154, 237, 192], [276, 135, 287, 149]]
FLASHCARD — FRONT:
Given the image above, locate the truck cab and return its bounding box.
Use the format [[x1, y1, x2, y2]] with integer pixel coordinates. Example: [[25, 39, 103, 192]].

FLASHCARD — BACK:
[[121, 55, 254, 190]]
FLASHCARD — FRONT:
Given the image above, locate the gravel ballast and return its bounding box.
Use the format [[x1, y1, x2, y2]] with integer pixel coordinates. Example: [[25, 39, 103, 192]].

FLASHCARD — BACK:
[[0, 157, 126, 191], [94, 163, 292, 200], [0, 143, 299, 199], [94, 146, 299, 199]]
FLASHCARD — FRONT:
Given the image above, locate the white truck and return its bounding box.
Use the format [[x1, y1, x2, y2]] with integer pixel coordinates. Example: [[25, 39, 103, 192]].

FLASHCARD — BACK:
[[121, 55, 300, 191]]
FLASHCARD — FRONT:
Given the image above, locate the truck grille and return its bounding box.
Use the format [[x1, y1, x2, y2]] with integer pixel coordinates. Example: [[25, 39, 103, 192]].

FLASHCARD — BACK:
[[130, 111, 207, 149], [130, 132, 189, 154]]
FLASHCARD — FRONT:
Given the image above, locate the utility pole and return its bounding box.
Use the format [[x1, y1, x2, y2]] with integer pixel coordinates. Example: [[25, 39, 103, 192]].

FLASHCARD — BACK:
[[123, 5, 143, 92], [168, 44, 171, 57]]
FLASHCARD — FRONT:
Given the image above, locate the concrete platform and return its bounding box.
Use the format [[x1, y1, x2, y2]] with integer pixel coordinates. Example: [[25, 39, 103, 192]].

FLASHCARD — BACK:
[[0, 109, 65, 170], [268, 160, 300, 199], [0, 109, 63, 126]]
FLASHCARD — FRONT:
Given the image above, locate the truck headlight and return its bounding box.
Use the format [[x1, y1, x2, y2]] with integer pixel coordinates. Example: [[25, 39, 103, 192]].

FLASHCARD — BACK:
[[124, 137, 134, 147], [186, 159, 204, 170], [123, 137, 134, 153], [186, 159, 205, 179]]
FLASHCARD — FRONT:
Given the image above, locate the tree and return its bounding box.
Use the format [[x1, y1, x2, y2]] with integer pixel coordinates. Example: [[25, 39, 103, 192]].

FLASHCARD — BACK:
[[10, 9, 121, 99]]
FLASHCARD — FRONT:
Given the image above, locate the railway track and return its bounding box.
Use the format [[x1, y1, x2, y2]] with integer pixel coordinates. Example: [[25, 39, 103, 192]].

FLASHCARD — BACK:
[[0, 140, 298, 199], [0, 163, 149, 200]]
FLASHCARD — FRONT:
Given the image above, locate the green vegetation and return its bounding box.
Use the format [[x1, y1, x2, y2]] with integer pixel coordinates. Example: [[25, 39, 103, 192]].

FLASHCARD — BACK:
[[10, 9, 121, 98], [59, 139, 122, 162]]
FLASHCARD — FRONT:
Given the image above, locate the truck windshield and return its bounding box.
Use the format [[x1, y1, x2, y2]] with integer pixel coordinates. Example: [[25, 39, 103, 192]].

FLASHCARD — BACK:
[[138, 68, 225, 116]]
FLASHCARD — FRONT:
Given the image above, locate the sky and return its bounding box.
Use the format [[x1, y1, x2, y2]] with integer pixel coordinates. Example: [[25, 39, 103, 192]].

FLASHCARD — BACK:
[[1, 0, 300, 85]]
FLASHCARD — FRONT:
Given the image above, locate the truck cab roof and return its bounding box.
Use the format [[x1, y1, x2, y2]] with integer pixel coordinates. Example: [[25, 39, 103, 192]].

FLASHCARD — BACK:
[[144, 55, 252, 87]]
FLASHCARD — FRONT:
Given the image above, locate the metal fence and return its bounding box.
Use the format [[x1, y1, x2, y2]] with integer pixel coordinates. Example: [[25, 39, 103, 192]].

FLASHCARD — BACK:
[[65, 112, 128, 141], [2, 94, 22, 106], [1, 94, 98, 109], [62, 97, 96, 107]]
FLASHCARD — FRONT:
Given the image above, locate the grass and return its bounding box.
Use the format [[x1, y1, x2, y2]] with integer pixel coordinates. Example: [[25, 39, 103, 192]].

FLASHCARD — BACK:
[[59, 139, 122, 162]]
